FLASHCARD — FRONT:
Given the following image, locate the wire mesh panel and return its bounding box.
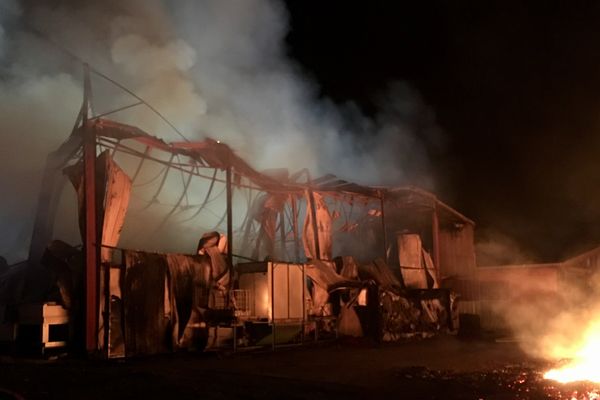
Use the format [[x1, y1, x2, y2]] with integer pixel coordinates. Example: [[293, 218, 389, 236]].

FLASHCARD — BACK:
[[231, 289, 250, 318]]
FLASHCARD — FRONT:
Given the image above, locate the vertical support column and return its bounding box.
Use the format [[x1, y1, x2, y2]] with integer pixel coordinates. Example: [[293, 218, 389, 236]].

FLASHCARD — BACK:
[[119, 249, 126, 351], [103, 263, 110, 357], [291, 196, 300, 262], [82, 63, 99, 353], [279, 210, 286, 260], [286, 264, 290, 319], [271, 263, 276, 351], [432, 203, 441, 283], [379, 192, 388, 262], [307, 188, 321, 260], [226, 165, 233, 269], [301, 263, 305, 344]]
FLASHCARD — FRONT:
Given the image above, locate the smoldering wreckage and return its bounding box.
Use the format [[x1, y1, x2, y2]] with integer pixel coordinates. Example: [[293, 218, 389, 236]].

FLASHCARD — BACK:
[[0, 69, 473, 357], [1, 68, 599, 376]]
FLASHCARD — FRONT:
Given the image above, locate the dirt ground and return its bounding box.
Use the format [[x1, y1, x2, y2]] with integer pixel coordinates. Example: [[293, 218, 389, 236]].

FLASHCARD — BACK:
[[0, 335, 594, 399]]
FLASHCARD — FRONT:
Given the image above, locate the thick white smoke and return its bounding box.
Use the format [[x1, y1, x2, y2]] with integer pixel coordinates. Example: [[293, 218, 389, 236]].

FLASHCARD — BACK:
[[0, 0, 438, 262]]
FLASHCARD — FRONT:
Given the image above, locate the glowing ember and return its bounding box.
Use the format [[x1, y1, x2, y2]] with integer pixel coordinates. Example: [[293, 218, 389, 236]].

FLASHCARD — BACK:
[[544, 320, 600, 383]]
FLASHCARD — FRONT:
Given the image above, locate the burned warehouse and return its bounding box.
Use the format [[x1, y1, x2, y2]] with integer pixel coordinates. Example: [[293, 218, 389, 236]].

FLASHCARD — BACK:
[[0, 69, 481, 358], [5, 1, 600, 399]]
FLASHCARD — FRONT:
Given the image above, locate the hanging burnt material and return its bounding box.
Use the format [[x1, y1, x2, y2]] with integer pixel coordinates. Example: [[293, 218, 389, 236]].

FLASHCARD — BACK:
[[398, 233, 440, 290], [303, 191, 333, 260], [65, 150, 131, 263], [64, 149, 132, 353], [247, 193, 287, 260]]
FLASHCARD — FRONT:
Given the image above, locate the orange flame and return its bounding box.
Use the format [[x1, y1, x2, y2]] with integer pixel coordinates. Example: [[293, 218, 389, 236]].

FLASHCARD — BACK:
[[544, 320, 600, 383]]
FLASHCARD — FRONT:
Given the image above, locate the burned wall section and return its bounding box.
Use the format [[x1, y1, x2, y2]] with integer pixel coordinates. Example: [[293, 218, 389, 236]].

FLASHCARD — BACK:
[[439, 224, 477, 278]]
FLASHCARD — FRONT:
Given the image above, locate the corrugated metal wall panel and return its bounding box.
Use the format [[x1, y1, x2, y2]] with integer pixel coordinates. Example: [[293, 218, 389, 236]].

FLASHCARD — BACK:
[[438, 224, 477, 278]]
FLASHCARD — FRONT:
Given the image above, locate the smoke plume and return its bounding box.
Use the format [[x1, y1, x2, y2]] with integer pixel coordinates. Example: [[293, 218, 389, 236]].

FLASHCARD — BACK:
[[0, 0, 438, 262], [475, 229, 537, 266]]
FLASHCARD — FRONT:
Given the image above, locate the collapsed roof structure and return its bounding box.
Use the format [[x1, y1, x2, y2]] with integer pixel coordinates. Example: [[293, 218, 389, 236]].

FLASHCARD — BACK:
[[4, 66, 478, 356]]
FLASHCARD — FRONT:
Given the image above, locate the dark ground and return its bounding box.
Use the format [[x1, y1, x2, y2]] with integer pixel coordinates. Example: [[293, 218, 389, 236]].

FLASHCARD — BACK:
[[0, 335, 597, 400]]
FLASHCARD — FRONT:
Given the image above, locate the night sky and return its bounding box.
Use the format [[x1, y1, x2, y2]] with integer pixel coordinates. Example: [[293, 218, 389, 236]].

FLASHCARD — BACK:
[[284, 1, 600, 262]]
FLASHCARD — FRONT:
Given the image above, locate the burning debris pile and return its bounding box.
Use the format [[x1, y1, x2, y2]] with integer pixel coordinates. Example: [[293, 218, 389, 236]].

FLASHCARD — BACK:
[[394, 364, 600, 400], [472, 245, 600, 392], [541, 316, 600, 385]]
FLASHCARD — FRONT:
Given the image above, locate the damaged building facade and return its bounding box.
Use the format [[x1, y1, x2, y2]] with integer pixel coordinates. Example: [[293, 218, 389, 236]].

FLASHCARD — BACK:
[[0, 70, 479, 357]]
